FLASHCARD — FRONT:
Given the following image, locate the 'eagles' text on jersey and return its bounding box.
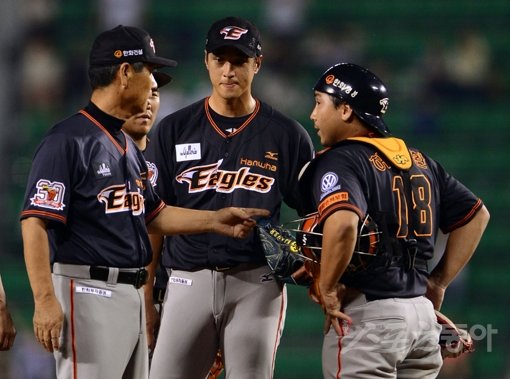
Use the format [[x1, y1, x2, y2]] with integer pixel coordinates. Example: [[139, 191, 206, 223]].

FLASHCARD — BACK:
[[145, 98, 314, 270], [21, 103, 165, 267]]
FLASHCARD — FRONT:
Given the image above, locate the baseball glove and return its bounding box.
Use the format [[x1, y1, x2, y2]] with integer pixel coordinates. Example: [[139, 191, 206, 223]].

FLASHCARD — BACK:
[[257, 220, 312, 285], [436, 309, 474, 359]]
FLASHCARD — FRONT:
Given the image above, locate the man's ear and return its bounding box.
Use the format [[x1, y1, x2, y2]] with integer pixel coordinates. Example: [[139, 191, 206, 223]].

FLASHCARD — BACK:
[[204, 50, 209, 69], [118, 62, 131, 88], [254, 56, 263, 73], [340, 103, 354, 121]]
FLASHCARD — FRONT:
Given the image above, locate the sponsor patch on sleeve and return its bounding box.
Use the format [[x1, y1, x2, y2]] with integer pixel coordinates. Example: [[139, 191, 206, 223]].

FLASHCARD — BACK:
[[146, 160, 158, 187], [319, 171, 342, 201], [30, 179, 66, 211], [318, 192, 349, 214]]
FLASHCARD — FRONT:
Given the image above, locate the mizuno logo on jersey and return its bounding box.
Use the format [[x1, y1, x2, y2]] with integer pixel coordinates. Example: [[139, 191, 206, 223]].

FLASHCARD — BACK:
[[175, 143, 201, 162], [30, 179, 66, 211], [264, 151, 278, 161], [176, 159, 275, 193], [97, 184, 144, 216]]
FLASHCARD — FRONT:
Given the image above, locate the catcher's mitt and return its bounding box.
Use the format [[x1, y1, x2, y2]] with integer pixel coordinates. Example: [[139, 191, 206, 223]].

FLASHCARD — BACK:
[[257, 220, 312, 285], [436, 310, 474, 359]]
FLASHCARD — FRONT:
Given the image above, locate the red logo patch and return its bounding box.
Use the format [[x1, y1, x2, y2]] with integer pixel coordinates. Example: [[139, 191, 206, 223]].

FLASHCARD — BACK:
[[219, 26, 248, 40]]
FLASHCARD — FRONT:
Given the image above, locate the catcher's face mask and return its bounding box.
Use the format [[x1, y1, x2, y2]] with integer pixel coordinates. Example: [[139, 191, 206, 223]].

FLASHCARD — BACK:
[[293, 212, 382, 273]]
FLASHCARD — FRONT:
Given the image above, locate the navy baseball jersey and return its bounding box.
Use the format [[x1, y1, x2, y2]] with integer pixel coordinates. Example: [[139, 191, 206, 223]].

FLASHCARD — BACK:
[[298, 137, 484, 299], [21, 102, 165, 268], [145, 97, 314, 270]]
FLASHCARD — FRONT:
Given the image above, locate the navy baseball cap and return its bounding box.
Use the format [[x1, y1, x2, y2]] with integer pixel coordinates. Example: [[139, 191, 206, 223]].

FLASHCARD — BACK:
[[153, 71, 172, 87], [205, 16, 262, 57], [89, 25, 177, 68]]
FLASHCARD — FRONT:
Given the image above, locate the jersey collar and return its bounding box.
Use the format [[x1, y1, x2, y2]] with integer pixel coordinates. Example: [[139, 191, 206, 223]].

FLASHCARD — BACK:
[[204, 97, 260, 138]]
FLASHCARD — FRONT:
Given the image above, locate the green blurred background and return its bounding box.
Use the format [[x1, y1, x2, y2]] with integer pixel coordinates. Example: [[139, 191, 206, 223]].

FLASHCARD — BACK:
[[0, 0, 508, 378]]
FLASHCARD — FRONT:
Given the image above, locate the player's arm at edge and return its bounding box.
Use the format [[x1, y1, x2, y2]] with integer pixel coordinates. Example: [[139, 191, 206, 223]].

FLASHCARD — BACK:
[[20, 217, 64, 353], [0, 273, 16, 350], [147, 205, 270, 239], [426, 204, 490, 310], [319, 210, 357, 335], [144, 233, 163, 351]]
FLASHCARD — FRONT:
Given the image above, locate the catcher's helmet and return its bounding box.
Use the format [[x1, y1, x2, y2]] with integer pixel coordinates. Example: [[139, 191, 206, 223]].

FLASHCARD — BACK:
[[314, 63, 391, 137], [295, 212, 381, 273]]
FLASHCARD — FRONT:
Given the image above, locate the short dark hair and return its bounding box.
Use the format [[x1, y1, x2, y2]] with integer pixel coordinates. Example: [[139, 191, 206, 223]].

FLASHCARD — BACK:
[[88, 61, 145, 89], [330, 94, 344, 109]]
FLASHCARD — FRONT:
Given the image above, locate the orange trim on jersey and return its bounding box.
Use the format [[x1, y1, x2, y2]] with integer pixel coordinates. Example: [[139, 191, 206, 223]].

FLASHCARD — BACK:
[[79, 110, 126, 155], [445, 199, 483, 233], [20, 210, 67, 224], [270, 287, 287, 378], [315, 147, 331, 156], [318, 203, 364, 225], [204, 97, 261, 138], [145, 200, 166, 224], [70, 279, 78, 379], [318, 192, 349, 215]]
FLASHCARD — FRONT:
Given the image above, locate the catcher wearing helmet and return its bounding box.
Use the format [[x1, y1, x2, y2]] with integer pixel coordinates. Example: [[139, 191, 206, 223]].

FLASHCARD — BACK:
[[297, 62, 489, 378]]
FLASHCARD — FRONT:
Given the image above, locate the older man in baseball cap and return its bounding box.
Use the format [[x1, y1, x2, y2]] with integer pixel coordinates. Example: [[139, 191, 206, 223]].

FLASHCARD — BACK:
[[20, 23, 269, 379], [89, 25, 177, 67]]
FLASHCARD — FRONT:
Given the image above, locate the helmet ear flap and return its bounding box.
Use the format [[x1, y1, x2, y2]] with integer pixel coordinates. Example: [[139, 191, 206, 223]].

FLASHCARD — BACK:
[[296, 213, 323, 264], [295, 212, 382, 274], [348, 214, 381, 272], [356, 215, 380, 256]]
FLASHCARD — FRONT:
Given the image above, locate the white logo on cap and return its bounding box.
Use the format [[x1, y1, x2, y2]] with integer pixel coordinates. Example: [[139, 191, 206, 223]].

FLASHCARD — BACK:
[[379, 98, 389, 114], [122, 49, 143, 57], [220, 26, 248, 40], [150, 38, 156, 53], [332, 78, 358, 98]]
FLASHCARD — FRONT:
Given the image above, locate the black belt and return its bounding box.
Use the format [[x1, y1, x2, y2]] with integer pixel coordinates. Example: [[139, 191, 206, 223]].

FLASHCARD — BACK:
[[153, 287, 166, 303], [211, 266, 233, 272], [89, 266, 148, 289], [207, 263, 265, 272]]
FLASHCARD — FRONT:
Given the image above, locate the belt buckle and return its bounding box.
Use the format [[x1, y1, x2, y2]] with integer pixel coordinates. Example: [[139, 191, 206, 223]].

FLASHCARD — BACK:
[[153, 287, 166, 303], [214, 266, 231, 272], [134, 269, 149, 289]]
